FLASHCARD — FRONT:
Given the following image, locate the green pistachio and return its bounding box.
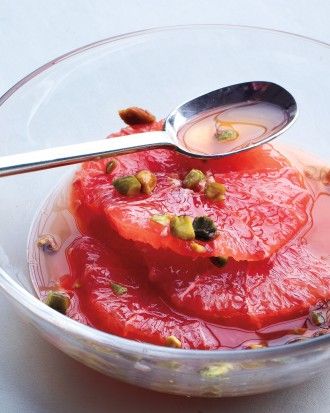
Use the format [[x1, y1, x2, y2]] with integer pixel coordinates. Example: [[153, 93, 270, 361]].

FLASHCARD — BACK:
[[205, 182, 226, 201], [209, 256, 228, 268], [182, 169, 205, 189], [165, 335, 182, 348], [135, 170, 157, 195], [110, 282, 127, 296], [151, 214, 170, 226], [37, 234, 60, 253], [200, 363, 234, 378], [215, 128, 238, 142], [310, 311, 326, 326], [193, 216, 217, 241], [113, 175, 141, 196], [105, 159, 117, 174], [190, 241, 207, 253], [170, 216, 195, 240], [45, 291, 70, 314]]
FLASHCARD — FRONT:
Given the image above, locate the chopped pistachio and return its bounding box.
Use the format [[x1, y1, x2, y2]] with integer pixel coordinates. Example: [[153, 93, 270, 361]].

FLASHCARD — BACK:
[[170, 216, 195, 240], [37, 234, 60, 253], [209, 256, 228, 268], [45, 291, 70, 314], [110, 282, 127, 296], [190, 241, 206, 253], [105, 159, 117, 174], [151, 214, 170, 226], [200, 363, 234, 378], [182, 169, 205, 189], [310, 311, 326, 326], [193, 216, 217, 241], [205, 182, 226, 201], [113, 175, 141, 196], [245, 343, 267, 350], [135, 170, 157, 195], [215, 128, 238, 142], [165, 335, 182, 348], [118, 107, 156, 125]]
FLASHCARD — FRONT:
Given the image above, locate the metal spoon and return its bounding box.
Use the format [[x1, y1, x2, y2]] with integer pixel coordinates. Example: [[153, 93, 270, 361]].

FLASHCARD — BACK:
[[0, 81, 297, 177]]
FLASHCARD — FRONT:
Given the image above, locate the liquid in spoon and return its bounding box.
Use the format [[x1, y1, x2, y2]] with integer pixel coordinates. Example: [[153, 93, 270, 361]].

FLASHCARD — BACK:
[[178, 101, 288, 155]]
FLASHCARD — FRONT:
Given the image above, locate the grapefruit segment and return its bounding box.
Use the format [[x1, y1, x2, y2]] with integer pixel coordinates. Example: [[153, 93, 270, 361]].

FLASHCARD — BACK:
[[145, 241, 330, 329], [246, 242, 330, 328], [72, 121, 312, 261], [65, 236, 220, 349]]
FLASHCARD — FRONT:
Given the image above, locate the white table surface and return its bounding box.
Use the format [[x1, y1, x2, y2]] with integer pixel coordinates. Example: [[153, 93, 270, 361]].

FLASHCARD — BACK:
[[0, 1, 329, 412]]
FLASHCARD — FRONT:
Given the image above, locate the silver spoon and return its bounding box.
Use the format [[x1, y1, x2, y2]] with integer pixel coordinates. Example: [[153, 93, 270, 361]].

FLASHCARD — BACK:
[[0, 81, 297, 177]]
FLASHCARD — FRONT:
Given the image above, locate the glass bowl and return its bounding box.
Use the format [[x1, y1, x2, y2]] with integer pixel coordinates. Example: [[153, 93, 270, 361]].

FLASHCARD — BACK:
[[0, 25, 329, 398]]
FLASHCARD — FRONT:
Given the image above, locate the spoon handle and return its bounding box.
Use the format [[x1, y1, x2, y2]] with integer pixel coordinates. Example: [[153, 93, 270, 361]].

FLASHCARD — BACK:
[[0, 131, 173, 177]]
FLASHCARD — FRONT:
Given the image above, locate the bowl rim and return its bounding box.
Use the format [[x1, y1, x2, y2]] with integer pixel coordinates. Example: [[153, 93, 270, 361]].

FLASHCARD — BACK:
[[0, 23, 329, 359], [0, 23, 329, 107]]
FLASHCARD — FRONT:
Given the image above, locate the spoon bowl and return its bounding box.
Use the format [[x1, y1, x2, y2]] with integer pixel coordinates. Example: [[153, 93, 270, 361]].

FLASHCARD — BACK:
[[167, 81, 297, 157], [0, 81, 297, 177]]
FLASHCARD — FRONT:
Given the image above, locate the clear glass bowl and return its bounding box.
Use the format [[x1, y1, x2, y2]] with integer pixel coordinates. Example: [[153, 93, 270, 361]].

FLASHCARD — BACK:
[[0, 25, 329, 397]]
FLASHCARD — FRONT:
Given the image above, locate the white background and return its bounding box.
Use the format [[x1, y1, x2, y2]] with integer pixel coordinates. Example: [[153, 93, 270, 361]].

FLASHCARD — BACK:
[[0, 1, 329, 412]]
